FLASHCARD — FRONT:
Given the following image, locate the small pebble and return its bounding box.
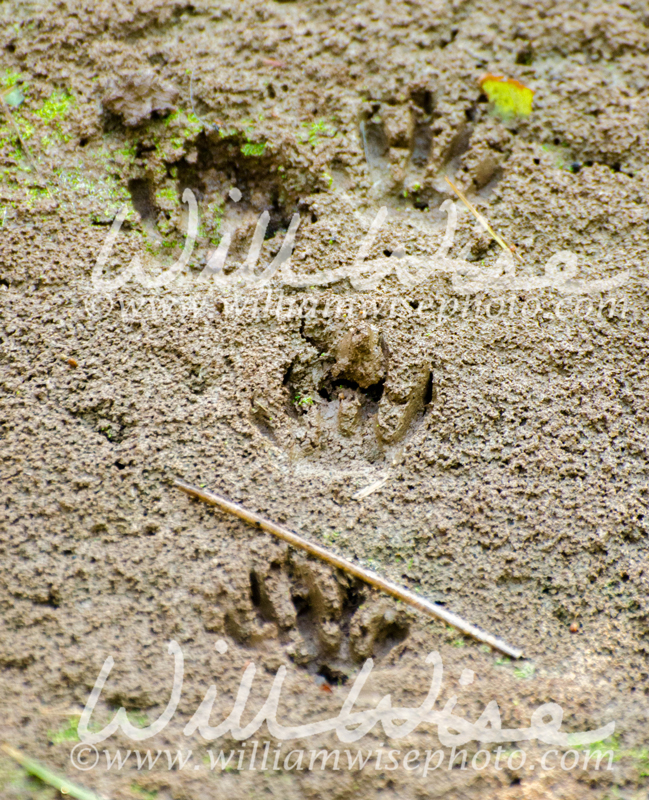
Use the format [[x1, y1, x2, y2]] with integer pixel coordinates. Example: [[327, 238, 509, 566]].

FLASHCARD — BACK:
[[66, 358, 78, 368], [569, 621, 579, 633]]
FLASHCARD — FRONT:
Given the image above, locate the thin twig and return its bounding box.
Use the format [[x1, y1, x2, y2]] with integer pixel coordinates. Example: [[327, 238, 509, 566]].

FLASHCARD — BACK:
[[444, 176, 523, 264], [1, 743, 106, 800], [173, 479, 523, 659]]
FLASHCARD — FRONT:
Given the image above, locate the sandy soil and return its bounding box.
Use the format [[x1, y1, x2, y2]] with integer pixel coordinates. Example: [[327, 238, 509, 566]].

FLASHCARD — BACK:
[[1, 1, 649, 798]]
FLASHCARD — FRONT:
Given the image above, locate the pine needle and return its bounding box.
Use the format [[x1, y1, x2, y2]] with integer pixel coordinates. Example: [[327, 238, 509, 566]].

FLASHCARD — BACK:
[[444, 176, 523, 264], [173, 479, 523, 658]]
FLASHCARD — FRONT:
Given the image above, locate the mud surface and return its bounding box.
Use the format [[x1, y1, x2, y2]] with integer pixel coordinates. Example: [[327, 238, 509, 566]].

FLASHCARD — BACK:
[[1, 1, 649, 798]]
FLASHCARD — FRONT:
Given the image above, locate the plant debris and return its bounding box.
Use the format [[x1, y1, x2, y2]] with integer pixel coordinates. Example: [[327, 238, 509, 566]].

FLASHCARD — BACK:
[[1, 743, 107, 800], [445, 176, 524, 263], [479, 74, 534, 119], [174, 479, 523, 658]]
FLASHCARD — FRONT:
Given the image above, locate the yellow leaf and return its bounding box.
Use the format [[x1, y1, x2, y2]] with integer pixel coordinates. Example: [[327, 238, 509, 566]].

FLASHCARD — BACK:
[[479, 74, 534, 119]]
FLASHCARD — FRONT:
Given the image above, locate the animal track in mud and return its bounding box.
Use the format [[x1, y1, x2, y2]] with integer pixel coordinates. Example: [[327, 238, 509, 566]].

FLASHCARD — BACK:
[[128, 176, 158, 228], [279, 320, 432, 456], [359, 88, 511, 205], [117, 110, 327, 267], [249, 319, 432, 462], [360, 116, 389, 176], [202, 548, 411, 682], [172, 128, 323, 263]]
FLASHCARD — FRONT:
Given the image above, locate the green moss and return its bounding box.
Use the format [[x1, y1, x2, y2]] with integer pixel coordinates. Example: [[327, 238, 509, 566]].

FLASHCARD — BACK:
[[184, 111, 203, 133], [238, 117, 269, 156], [299, 119, 336, 148], [155, 184, 178, 208], [513, 662, 535, 680], [14, 114, 34, 140], [210, 197, 225, 222], [165, 110, 202, 148], [1, 68, 21, 89], [34, 89, 74, 124], [200, 197, 225, 244], [635, 747, 649, 777], [116, 141, 137, 162], [50, 161, 131, 216], [25, 184, 51, 208], [127, 711, 149, 728], [402, 182, 422, 199], [30, 89, 75, 145], [99, 424, 113, 439], [0, 106, 34, 165], [156, 217, 174, 237], [164, 110, 181, 127], [294, 393, 315, 408], [241, 142, 266, 157], [48, 717, 80, 744], [575, 733, 649, 777], [131, 783, 158, 800]]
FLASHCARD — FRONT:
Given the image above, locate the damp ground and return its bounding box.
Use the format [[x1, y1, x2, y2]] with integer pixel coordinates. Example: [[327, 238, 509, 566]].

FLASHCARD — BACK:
[[1, 2, 649, 799]]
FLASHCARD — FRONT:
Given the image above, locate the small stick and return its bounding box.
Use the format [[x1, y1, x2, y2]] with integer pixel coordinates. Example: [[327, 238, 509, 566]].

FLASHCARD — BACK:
[[444, 176, 523, 264], [1, 743, 106, 800], [174, 479, 523, 659]]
